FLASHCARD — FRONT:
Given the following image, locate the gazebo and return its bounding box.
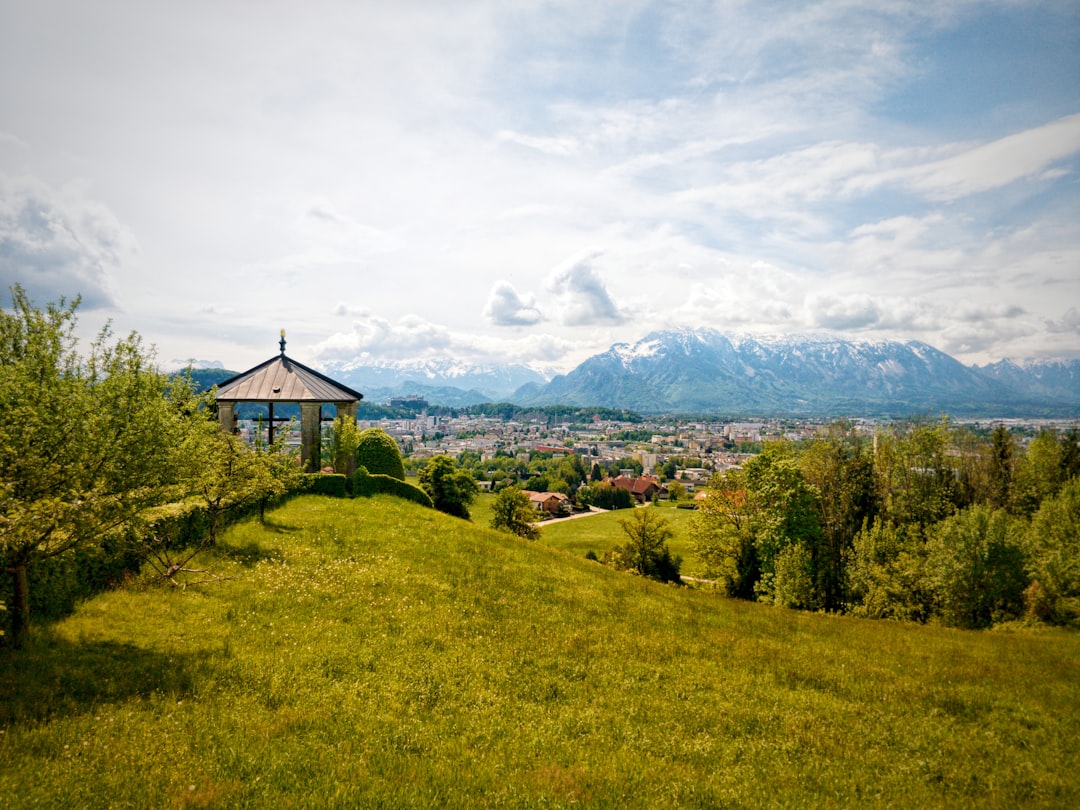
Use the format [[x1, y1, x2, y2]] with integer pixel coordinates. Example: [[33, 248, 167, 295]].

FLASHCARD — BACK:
[[215, 330, 363, 472]]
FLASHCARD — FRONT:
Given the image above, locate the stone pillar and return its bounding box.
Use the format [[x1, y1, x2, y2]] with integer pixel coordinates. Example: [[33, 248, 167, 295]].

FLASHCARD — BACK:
[[218, 401, 236, 434], [300, 403, 322, 473]]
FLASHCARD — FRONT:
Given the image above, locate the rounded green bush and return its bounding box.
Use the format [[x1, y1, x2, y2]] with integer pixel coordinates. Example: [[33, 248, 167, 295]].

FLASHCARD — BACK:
[[355, 428, 406, 481]]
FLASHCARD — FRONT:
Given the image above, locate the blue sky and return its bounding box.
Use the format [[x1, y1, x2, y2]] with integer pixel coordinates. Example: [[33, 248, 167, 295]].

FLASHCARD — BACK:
[[1, 0, 1078, 375]]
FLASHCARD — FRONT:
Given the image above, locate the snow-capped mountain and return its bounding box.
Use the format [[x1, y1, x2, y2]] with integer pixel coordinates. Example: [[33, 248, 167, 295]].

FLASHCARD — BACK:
[[323, 359, 548, 404], [513, 328, 1079, 416], [973, 358, 1080, 404]]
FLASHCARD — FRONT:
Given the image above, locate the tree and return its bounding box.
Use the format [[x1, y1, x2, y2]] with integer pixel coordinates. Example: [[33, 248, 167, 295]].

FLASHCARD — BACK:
[[616, 508, 681, 582], [800, 423, 878, 609], [0, 287, 191, 647], [419, 455, 479, 519], [490, 487, 539, 540], [666, 481, 686, 503], [848, 520, 933, 622], [325, 415, 361, 474], [691, 468, 758, 599], [1024, 477, 1080, 623], [986, 424, 1015, 510], [874, 419, 959, 528], [743, 445, 824, 608], [925, 505, 1027, 629], [1012, 430, 1065, 516], [179, 419, 301, 543], [355, 427, 406, 480]]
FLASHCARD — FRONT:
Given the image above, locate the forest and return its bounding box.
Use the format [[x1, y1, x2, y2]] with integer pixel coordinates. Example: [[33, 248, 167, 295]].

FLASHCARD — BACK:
[[692, 421, 1080, 628]]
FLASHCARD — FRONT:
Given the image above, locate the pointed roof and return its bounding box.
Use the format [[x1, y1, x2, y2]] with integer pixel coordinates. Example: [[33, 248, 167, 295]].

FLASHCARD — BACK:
[[215, 332, 363, 403]]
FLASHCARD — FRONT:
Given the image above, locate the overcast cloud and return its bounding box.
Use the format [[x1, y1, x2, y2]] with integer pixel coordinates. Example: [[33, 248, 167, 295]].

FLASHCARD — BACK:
[[1, 0, 1078, 372]]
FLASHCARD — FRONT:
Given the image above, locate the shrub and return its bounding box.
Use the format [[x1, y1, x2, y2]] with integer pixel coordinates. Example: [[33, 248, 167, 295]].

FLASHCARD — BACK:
[[306, 473, 349, 498], [355, 428, 406, 481]]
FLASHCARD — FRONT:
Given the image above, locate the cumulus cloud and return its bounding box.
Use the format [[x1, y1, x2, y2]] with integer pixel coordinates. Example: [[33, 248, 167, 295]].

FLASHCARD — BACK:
[[483, 281, 542, 326], [310, 313, 579, 369], [807, 294, 883, 330], [545, 251, 627, 326], [1046, 307, 1080, 335], [0, 176, 134, 309]]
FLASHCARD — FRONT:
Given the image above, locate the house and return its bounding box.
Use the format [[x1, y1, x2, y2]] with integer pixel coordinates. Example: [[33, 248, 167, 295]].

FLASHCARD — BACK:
[[522, 490, 571, 515], [609, 475, 665, 503]]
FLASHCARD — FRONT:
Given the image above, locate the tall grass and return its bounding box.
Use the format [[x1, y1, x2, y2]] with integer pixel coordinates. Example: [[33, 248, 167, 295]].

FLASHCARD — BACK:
[[1, 495, 1077, 807]]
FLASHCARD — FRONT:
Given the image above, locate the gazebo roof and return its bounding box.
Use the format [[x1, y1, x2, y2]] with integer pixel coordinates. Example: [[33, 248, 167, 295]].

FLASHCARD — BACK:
[[215, 334, 363, 404]]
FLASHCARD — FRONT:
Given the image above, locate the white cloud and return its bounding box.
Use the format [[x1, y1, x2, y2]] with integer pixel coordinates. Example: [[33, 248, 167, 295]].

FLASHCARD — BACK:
[[545, 251, 627, 326], [0, 175, 134, 310], [483, 281, 543, 326]]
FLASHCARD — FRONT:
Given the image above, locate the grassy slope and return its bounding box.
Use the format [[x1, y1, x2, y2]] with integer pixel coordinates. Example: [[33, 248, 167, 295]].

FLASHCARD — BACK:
[[0, 495, 1077, 808]]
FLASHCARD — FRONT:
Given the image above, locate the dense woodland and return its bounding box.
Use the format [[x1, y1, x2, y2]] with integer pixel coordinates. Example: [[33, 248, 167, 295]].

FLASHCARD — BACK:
[[692, 422, 1080, 628], [2, 286, 1078, 651]]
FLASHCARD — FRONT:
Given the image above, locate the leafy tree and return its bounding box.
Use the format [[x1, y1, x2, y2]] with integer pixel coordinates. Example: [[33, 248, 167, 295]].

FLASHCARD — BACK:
[[590, 462, 604, 482], [419, 455, 479, 519], [325, 415, 361, 474], [874, 419, 959, 528], [800, 423, 878, 609], [1061, 428, 1080, 483], [490, 487, 539, 540], [1012, 430, 1065, 516], [666, 481, 686, 502], [616, 508, 681, 582], [578, 481, 633, 511], [986, 424, 1016, 510], [743, 445, 824, 607], [848, 520, 932, 622], [355, 427, 405, 481], [179, 420, 301, 543], [925, 505, 1027, 629], [691, 468, 758, 599], [1024, 477, 1080, 623], [0, 288, 191, 647]]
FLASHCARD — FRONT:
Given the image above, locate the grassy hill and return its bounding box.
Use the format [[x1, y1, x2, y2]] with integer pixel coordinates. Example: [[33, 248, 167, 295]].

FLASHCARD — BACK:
[[2, 495, 1078, 807]]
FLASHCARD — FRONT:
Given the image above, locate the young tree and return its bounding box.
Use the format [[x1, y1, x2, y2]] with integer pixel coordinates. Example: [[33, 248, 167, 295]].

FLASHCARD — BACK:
[[419, 455, 479, 519], [666, 481, 686, 503], [180, 421, 301, 543], [616, 508, 681, 583], [490, 487, 539, 540], [325, 415, 361, 474], [0, 287, 190, 647]]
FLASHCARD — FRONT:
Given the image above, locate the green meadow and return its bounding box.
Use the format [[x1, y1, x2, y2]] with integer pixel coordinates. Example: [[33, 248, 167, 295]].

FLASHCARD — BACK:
[[2, 494, 1078, 808]]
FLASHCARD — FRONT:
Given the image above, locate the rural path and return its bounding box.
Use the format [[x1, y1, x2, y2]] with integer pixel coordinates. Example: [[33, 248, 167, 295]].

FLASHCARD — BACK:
[[536, 501, 653, 527]]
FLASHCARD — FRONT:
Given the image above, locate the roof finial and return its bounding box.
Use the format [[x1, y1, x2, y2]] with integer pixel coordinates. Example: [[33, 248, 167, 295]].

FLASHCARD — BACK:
[[279, 328, 286, 356]]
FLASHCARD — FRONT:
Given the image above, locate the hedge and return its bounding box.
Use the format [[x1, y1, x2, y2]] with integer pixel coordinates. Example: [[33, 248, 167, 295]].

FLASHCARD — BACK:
[[352, 468, 434, 508], [305, 473, 349, 498], [355, 428, 406, 481]]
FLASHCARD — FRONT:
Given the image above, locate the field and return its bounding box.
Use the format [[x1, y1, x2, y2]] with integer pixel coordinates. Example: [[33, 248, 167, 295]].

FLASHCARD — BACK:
[[2, 494, 1078, 807], [471, 494, 703, 574]]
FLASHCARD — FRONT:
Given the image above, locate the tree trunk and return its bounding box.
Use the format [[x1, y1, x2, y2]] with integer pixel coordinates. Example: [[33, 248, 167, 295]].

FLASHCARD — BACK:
[[9, 562, 30, 650]]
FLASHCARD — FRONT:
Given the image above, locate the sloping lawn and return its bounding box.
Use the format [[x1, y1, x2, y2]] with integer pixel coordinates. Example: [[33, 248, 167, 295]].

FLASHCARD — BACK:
[[2, 495, 1077, 807]]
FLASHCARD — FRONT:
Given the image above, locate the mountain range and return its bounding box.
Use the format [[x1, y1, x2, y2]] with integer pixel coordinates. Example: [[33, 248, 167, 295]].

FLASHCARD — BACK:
[[191, 329, 1080, 417], [512, 329, 1079, 416]]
